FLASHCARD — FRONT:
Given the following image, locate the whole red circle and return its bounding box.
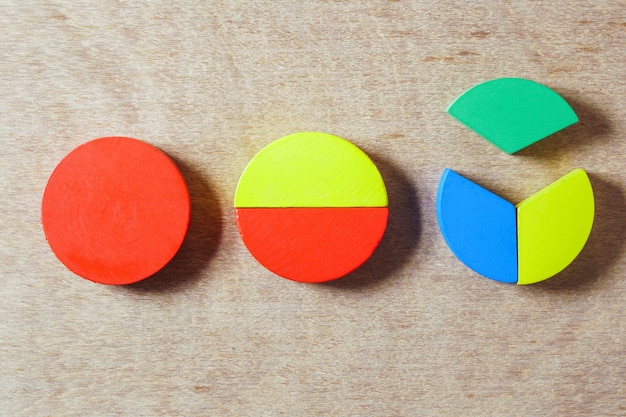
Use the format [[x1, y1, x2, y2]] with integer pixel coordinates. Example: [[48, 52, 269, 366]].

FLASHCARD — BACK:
[[41, 137, 191, 285]]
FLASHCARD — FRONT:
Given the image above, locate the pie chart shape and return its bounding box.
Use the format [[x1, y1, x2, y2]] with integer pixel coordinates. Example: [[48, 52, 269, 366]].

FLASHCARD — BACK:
[[436, 169, 518, 283], [42, 137, 191, 285], [517, 169, 595, 285], [437, 169, 594, 285], [234, 132, 388, 283], [447, 78, 579, 154]]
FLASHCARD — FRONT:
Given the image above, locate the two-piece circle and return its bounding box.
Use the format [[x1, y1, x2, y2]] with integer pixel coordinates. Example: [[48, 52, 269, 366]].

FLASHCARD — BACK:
[[42, 137, 190, 285], [234, 132, 389, 283], [437, 168, 594, 285]]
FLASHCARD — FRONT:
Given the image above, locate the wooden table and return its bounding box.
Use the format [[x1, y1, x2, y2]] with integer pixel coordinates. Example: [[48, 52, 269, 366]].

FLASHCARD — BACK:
[[1, 2, 624, 415]]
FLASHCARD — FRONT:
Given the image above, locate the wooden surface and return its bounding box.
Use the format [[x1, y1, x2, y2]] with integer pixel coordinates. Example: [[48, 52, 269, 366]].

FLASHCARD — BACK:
[[1, 1, 625, 415]]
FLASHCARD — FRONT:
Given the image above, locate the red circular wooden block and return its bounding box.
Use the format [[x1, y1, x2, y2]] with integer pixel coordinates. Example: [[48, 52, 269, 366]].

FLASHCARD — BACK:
[[41, 137, 190, 285]]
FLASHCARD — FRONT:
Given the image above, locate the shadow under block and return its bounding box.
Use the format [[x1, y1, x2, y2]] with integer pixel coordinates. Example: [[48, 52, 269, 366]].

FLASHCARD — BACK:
[[436, 169, 594, 285], [447, 78, 579, 154], [41, 137, 191, 285], [234, 132, 388, 283]]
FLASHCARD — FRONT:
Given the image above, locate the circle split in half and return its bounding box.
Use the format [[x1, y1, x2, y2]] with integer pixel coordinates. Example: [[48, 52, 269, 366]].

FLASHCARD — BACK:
[[42, 137, 191, 285], [235, 132, 388, 283]]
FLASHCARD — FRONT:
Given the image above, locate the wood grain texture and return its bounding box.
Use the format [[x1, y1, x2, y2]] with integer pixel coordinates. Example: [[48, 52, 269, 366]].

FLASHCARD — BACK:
[[1, 1, 625, 415]]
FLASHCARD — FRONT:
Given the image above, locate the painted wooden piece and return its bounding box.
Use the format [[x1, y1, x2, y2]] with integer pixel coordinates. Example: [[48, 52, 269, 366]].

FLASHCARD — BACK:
[[436, 168, 594, 285], [517, 169, 595, 285], [447, 78, 579, 154], [41, 137, 191, 285], [436, 169, 518, 283], [236, 207, 388, 283], [234, 132, 388, 283], [235, 132, 387, 208]]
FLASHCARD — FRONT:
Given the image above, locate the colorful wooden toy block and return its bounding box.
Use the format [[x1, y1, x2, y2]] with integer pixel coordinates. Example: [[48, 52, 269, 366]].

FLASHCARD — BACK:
[[41, 137, 190, 285], [517, 169, 595, 285], [234, 132, 388, 283], [447, 78, 579, 154], [436, 169, 594, 285], [436, 169, 518, 284]]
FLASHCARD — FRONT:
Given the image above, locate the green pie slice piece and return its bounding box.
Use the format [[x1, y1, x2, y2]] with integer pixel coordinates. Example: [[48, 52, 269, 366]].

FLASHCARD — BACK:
[[447, 78, 578, 154]]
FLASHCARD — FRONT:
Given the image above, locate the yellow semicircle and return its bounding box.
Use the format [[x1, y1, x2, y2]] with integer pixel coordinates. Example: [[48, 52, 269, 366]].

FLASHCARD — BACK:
[[517, 169, 594, 285], [234, 132, 387, 208]]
